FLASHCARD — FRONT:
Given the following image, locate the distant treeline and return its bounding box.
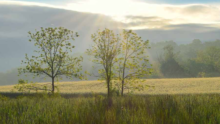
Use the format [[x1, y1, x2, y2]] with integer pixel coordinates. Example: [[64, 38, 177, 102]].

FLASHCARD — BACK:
[[148, 39, 220, 78], [1, 39, 220, 85]]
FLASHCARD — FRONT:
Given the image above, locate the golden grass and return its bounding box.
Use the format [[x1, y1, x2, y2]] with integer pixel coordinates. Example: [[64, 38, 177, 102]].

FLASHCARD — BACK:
[[1, 77, 220, 94]]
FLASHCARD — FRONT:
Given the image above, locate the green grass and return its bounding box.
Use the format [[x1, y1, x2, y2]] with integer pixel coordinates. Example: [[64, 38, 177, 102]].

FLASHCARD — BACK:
[[1, 78, 220, 123], [1, 94, 220, 124]]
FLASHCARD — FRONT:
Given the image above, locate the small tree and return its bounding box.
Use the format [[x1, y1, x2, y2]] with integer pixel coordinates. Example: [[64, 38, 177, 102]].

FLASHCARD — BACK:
[[87, 29, 121, 97], [115, 30, 152, 96], [19, 27, 84, 93]]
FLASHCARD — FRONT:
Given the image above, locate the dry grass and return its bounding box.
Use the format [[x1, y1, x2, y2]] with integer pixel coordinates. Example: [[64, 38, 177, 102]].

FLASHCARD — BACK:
[[1, 77, 220, 94]]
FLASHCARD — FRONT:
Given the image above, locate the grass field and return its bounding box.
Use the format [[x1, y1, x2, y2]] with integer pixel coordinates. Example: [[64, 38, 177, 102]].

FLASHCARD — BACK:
[[1, 94, 220, 124], [1, 77, 220, 94], [1, 78, 220, 123]]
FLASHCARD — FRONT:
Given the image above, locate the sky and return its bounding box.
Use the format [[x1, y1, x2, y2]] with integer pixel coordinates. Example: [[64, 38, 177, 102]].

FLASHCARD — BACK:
[[2, 0, 220, 29], [0, 0, 220, 72], [8, 0, 220, 4]]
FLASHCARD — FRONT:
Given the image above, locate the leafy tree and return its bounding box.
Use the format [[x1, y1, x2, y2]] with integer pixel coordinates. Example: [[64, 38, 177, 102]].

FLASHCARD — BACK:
[[159, 45, 185, 78], [178, 39, 202, 61], [19, 27, 84, 93], [87, 29, 152, 96], [87, 29, 121, 97], [195, 46, 220, 71], [187, 46, 220, 77], [115, 30, 152, 96], [184, 59, 209, 77]]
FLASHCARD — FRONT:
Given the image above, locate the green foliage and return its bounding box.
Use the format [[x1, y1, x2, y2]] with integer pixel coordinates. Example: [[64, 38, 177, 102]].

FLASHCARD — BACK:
[[13, 79, 63, 94], [195, 46, 220, 72], [2, 40, 220, 86], [87, 29, 152, 96], [182, 46, 220, 77], [19, 27, 84, 93], [184, 60, 209, 77], [114, 30, 153, 96], [198, 72, 206, 78], [159, 45, 185, 78], [149, 40, 220, 78], [1, 95, 220, 123], [14, 79, 37, 93], [110, 87, 120, 96], [87, 28, 121, 96], [0, 94, 8, 101]]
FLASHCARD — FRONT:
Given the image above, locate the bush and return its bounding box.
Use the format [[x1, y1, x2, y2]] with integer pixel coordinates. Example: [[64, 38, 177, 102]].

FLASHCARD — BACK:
[[198, 72, 206, 78], [0, 94, 8, 101]]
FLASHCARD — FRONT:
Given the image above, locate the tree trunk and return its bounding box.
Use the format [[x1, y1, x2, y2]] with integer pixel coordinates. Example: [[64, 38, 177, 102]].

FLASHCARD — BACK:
[[52, 77, 55, 93], [121, 80, 124, 96], [107, 78, 110, 97], [108, 83, 110, 97]]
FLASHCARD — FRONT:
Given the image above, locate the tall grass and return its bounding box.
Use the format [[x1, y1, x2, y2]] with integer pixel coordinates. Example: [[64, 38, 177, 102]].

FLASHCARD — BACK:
[[0, 94, 220, 124]]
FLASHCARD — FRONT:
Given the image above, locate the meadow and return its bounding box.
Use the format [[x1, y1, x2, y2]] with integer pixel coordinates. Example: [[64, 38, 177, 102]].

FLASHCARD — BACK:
[[1, 77, 220, 94], [1, 77, 220, 123], [1, 94, 220, 124]]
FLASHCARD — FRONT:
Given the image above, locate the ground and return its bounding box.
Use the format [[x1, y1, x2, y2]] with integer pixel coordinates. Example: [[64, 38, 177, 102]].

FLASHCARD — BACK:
[[1, 77, 220, 94]]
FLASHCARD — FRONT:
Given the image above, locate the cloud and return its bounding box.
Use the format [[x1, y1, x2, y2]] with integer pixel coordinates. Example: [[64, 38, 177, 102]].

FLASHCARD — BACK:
[[61, 0, 220, 29], [2, 1, 220, 30], [0, 3, 220, 72], [164, 24, 220, 32], [181, 5, 213, 14], [137, 0, 220, 4], [122, 16, 171, 29], [109, 4, 220, 30], [0, 3, 124, 72], [0, 0, 61, 8], [165, 5, 220, 24]]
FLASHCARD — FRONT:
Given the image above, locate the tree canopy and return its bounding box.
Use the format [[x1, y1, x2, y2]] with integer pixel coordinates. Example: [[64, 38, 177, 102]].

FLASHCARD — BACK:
[[87, 29, 152, 96], [19, 27, 84, 93]]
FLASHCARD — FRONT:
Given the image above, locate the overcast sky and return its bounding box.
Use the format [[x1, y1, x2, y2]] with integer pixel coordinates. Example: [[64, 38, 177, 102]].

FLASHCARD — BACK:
[[0, 0, 220, 72]]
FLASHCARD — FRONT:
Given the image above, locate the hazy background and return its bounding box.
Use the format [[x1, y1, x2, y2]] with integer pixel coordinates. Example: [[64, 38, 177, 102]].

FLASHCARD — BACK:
[[1, 0, 220, 85]]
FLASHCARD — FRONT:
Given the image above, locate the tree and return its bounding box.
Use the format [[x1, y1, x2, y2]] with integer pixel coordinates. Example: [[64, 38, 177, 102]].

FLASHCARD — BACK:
[[184, 59, 209, 77], [86, 29, 121, 97], [195, 46, 220, 71], [115, 30, 152, 96], [87, 29, 152, 96], [192, 46, 220, 76], [19, 27, 84, 93], [159, 45, 185, 78]]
